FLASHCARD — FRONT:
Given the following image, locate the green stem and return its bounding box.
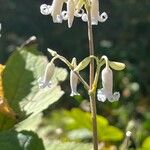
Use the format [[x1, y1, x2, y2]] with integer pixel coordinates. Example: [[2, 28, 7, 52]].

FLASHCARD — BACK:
[[86, 2, 98, 150]]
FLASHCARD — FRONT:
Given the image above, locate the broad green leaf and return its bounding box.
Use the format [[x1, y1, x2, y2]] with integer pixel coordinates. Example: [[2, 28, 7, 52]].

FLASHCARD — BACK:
[[0, 130, 44, 150], [45, 141, 92, 150], [99, 126, 124, 141], [2, 45, 67, 117], [64, 108, 108, 131], [74, 57, 90, 72], [109, 61, 126, 71], [15, 113, 43, 132], [48, 108, 123, 142], [0, 113, 16, 131], [141, 137, 150, 150]]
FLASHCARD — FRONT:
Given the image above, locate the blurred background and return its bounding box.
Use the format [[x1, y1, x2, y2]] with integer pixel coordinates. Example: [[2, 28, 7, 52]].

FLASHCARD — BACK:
[[0, 0, 150, 148]]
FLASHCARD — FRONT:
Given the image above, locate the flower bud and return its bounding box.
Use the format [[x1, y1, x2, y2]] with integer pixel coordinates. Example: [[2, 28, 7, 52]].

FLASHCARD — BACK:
[[70, 58, 80, 96], [38, 62, 55, 89]]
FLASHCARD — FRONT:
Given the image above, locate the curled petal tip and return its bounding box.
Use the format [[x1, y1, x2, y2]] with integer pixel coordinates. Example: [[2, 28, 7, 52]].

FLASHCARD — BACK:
[[40, 4, 51, 15], [81, 13, 88, 22], [98, 12, 108, 23], [97, 89, 106, 102], [108, 92, 120, 102]]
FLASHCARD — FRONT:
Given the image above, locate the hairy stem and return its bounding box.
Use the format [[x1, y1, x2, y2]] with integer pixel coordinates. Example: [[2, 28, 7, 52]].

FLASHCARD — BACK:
[[86, 2, 98, 150]]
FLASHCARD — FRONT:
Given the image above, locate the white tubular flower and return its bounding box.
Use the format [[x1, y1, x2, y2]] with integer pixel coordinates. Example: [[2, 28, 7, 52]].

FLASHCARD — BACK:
[[91, 0, 99, 25], [51, 0, 64, 23], [70, 58, 80, 96], [97, 56, 120, 102], [67, 0, 75, 28], [38, 62, 55, 89], [90, 0, 108, 25]]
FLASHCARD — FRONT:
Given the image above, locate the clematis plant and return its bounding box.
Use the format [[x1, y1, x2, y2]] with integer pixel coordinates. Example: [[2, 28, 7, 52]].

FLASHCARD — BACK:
[[39, 0, 125, 150]]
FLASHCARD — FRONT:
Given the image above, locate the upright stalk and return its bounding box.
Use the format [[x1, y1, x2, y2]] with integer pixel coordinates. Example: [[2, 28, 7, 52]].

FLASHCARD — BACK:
[[86, 3, 98, 150]]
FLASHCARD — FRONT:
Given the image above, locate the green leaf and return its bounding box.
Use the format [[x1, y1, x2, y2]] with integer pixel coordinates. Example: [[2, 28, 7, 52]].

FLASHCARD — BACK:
[[15, 113, 43, 132], [109, 61, 126, 71], [0, 130, 44, 150], [64, 108, 108, 131], [0, 113, 16, 131], [2, 45, 67, 117], [45, 141, 92, 150], [99, 126, 124, 141], [74, 57, 91, 72], [141, 137, 150, 150]]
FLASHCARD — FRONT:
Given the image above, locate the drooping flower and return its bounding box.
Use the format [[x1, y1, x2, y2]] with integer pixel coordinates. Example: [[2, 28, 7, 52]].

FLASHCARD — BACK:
[[38, 62, 55, 89], [70, 58, 80, 96], [97, 56, 120, 102], [40, 0, 108, 28], [82, 0, 108, 24]]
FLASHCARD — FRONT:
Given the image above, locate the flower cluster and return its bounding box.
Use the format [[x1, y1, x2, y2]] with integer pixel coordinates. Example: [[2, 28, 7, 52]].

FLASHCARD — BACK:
[[40, 0, 108, 28], [38, 51, 125, 103]]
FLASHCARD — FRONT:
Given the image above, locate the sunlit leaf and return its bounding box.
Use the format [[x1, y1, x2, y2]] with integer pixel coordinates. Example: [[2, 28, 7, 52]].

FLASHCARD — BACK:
[[141, 137, 150, 150], [99, 126, 124, 141], [15, 113, 43, 132], [2, 45, 67, 118], [48, 108, 123, 142]]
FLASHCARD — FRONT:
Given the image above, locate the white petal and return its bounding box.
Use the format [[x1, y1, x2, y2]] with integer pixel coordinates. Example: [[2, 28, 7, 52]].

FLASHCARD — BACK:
[[61, 11, 68, 20], [101, 67, 113, 95], [40, 4, 51, 15], [38, 62, 55, 89], [97, 88, 106, 102], [81, 13, 88, 22], [70, 70, 79, 96], [108, 92, 120, 102], [98, 12, 108, 23], [67, 0, 75, 28], [51, 0, 64, 23], [44, 62, 55, 82], [91, 0, 99, 25]]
